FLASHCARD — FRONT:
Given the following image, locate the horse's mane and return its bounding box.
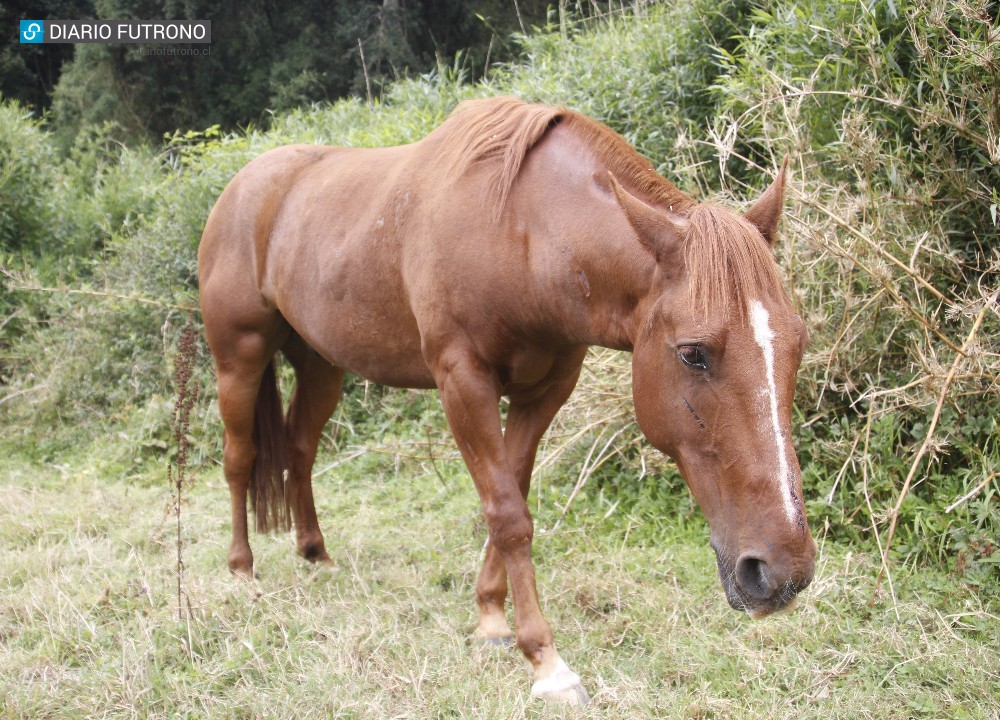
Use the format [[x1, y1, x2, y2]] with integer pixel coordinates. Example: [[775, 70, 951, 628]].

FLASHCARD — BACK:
[[440, 96, 785, 317], [440, 96, 693, 219], [439, 97, 563, 221]]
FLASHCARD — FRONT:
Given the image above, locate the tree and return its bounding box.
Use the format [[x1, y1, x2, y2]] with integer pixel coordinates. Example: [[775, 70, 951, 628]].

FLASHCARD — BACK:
[[0, 0, 93, 110], [12, 0, 558, 144]]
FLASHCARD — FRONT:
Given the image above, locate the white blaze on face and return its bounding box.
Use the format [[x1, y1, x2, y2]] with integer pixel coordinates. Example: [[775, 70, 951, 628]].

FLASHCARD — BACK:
[[749, 299, 798, 525]]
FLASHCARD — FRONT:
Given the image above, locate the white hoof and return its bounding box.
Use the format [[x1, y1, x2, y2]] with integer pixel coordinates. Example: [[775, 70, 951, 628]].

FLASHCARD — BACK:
[[530, 660, 590, 706]]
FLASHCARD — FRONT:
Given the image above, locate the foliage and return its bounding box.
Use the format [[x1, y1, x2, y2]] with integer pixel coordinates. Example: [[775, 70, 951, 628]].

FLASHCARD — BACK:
[[0, 101, 61, 261], [1, 1, 997, 589], [495, 0, 754, 187], [15, 0, 561, 147], [705, 0, 999, 578], [0, 0, 85, 109]]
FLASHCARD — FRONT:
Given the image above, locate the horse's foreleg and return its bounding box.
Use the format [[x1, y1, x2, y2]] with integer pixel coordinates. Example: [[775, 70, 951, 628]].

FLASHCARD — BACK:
[[433, 347, 588, 705], [474, 360, 584, 648], [472, 540, 513, 645], [283, 337, 344, 564]]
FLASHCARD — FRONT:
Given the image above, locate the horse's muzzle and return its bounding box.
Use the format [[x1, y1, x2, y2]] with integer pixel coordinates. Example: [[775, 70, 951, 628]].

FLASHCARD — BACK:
[[712, 542, 815, 618]]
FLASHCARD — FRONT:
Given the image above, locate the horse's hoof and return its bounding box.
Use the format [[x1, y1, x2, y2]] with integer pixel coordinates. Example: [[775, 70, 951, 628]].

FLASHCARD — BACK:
[[471, 617, 515, 648], [533, 682, 590, 706], [298, 541, 331, 564], [531, 661, 589, 706], [228, 561, 255, 580]]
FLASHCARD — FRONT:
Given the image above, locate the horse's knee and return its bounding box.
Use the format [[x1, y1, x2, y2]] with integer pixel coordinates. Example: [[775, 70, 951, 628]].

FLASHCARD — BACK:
[[485, 502, 534, 552]]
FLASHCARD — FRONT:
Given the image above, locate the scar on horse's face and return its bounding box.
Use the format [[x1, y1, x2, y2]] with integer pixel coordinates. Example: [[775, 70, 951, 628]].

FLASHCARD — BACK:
[[612, 164, 815, 617]]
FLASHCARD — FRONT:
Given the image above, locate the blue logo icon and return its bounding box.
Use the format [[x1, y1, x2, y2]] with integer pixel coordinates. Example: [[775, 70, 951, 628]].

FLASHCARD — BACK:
[[20, 20, 44, 43]]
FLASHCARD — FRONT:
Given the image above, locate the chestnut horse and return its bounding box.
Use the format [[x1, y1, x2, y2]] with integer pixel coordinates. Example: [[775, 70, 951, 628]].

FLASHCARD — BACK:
[[198, 97, 816, 704]]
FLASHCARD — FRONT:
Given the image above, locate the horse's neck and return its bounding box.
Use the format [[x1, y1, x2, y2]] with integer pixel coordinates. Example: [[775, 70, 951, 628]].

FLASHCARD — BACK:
[[508, 123, 694, 353], [563, 220, 659, 352], [509, 187, 661, 352]]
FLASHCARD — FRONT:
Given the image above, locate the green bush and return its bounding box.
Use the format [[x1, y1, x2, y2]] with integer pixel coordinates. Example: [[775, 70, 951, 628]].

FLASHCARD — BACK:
[[0, 101, 61, 260], [0, 102, 80, 387], [705, 0, 998, 572], [2, 2, 997, 583]]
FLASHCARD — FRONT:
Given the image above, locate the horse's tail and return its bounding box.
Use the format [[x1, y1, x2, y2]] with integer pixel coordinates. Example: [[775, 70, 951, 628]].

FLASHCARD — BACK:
[[250, 360, 291, 533]]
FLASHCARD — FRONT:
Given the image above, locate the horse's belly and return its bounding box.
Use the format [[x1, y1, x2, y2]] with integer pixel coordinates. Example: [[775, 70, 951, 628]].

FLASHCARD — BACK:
[[325, 320, 435, 389], [266, 208, 435, 387], [282, 299, 435, 389]]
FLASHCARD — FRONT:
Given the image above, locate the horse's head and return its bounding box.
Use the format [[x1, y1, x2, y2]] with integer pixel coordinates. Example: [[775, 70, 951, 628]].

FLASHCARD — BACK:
[[611, 165, 816, 617]]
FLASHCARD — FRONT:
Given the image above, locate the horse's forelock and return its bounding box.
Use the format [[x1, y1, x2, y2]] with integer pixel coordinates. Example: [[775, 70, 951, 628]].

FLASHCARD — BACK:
[[683, 204, 786, 321]]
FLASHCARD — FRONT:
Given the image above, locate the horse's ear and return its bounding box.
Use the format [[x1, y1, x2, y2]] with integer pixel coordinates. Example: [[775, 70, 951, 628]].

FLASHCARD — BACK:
[[744, 157, 787, 247], [607, 172, 687, 263]]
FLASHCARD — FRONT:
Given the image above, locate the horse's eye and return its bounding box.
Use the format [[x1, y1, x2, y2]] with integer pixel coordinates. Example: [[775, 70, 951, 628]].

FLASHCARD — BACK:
[[678, 345, 708, 370]]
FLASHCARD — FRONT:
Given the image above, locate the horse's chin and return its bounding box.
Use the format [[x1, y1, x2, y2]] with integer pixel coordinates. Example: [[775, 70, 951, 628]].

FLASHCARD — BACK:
[[743, 596, 798, 619], [721, 580, 799, 618]]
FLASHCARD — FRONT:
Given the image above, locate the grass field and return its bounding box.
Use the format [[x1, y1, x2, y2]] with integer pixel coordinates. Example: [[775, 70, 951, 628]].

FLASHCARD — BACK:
[[1, 429, 996, 720]]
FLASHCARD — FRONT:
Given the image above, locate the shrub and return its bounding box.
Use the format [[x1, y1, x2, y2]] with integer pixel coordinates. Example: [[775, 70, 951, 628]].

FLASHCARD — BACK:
[[0, 100, 60, 260], [2, 2, 996, 582], [706, 0, 998, 574]]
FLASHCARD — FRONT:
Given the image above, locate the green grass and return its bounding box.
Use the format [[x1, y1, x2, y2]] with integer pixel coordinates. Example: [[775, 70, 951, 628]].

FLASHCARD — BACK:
[[1, 436, 996, 719]]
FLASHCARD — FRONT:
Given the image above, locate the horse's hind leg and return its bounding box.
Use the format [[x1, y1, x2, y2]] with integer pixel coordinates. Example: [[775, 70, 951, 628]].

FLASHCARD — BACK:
[[282, 334, 344, 564], [211, 328, 286, 578], [217, 366, 261, 576]]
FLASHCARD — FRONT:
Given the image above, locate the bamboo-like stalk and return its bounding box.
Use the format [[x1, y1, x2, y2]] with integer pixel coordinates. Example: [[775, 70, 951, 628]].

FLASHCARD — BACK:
[[872, 293, 997, 601]]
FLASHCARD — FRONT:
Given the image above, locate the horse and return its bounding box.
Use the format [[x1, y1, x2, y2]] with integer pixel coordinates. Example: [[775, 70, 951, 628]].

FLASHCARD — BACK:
[[198, 96, 817, 704]]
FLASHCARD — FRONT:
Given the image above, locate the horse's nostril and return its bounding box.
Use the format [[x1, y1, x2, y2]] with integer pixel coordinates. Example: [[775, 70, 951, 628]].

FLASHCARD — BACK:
[[735, 555, 773, 601]]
